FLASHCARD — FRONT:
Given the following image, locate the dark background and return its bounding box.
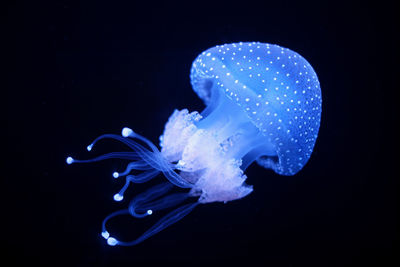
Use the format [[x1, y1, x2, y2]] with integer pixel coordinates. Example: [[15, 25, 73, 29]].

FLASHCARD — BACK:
[[2, 0, 398, 266]]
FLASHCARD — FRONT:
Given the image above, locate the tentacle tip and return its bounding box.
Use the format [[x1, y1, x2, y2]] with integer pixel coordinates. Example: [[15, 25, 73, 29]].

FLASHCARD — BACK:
[[107, 237, 118, 246], [87, 144, 93, 151], [66, 157, 74, 164], [121, 127, 134, 137], [113, 193, 123, 202], [112, 172, 119, 178], [147, 209, 153, 215], [101, 231, 110, 239]]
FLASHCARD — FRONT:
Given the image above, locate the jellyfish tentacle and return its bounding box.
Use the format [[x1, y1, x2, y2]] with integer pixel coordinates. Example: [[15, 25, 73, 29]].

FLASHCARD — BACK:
[[120, 137, 192, 188], [101, 209, 130, 246], [122, 127, 160, 153], [114, 170, 161, 202], [121, 128, 193, 189], [87, 134, 163, 169], [102, 203, 199, 246], [67, 132, 192, 188], [138, 192, 189, 212], [125, 170, 160, 184], [128, 182, 190, 216], [121, 202, 198, 246], [66, 152, 141, 164], [113, 161, 154, 179], [85, 133, 192, 188], [128, 182, 174, 217], [101, 182, 199, 246]]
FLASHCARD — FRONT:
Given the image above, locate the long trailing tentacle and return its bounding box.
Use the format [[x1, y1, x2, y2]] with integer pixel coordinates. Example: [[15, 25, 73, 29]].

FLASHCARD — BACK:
[[66, 127, 198, 246], [112, 161, 154, 178], [68, 130, 192, 188], [85, 134, 164, 170], [128, 182, 174, 217], [101, 182, 199, 246], [66, 152, 141, 164], [121, 128, 192, 188], [113, 169, 161, 201]]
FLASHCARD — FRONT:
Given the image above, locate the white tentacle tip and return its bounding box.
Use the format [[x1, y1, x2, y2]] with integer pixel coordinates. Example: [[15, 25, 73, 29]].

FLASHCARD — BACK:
[[66, 157, 74, 164], [107, 237, 118, 246], [102, 231, 118, 246], [113, 193, 123, 202], [101, 231, 110, 239], [121, 127, 134, 137]]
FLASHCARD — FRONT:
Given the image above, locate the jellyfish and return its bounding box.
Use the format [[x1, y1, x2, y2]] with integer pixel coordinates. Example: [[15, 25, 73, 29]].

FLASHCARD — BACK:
[[66, 42, 322, 246]]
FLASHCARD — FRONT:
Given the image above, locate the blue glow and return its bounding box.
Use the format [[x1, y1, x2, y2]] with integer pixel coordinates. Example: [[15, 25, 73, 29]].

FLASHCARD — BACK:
[[190, 42, 321, 175], [67, 42, 321, 246], [66, 156, 74, 164], [107, 237, 118, 246], [122, 127, 134, 137], [101, 231, 110, 239], [113, 193, 123, 202]]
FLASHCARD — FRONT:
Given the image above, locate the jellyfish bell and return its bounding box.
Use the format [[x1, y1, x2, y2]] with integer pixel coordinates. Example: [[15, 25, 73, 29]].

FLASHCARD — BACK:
[[191, 42, 321, 174], [161, 42, 321, 203], [66, 42, 322, 246]]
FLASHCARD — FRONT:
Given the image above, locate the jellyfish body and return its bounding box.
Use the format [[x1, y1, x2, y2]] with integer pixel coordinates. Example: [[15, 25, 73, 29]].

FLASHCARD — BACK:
[[67, 42, 321, 246]]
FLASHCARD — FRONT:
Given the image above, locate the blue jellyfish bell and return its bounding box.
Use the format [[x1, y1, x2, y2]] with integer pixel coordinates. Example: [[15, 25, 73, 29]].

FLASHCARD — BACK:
[[67, 42, 322, 246]]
